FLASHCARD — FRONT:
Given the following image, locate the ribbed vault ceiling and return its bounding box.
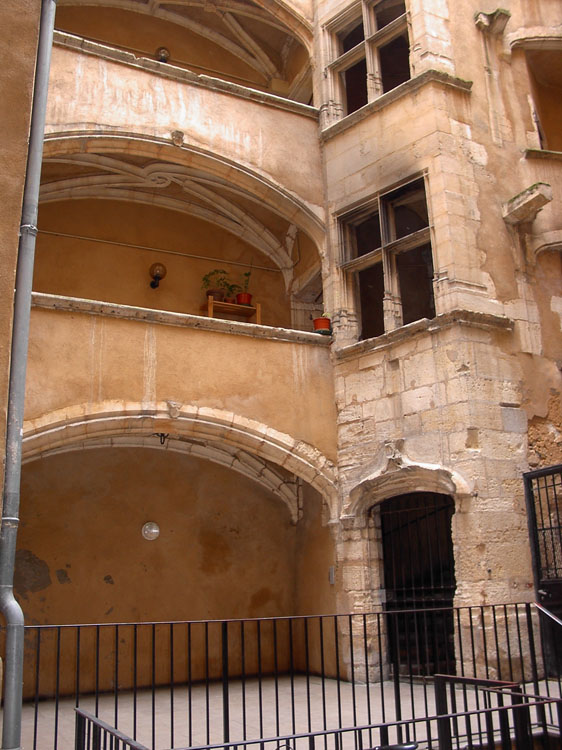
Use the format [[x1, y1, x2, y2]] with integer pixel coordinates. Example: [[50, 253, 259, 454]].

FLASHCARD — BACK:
[[56, 0, 312, 101], [40, 153, 306, 283]]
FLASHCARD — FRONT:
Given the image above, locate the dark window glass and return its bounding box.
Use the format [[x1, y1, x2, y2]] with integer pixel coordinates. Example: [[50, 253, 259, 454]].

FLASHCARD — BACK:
[[359, 263, 385, 339], [339, 21, 365, 53], [385, 179, 428, 240], [343, 58, 368, 114], [396, 243, 435, 325], [354, 212, 382, 256], [374, 0, 406, 29], [525, 50, 562, 151], [380, 33, 410, 92]]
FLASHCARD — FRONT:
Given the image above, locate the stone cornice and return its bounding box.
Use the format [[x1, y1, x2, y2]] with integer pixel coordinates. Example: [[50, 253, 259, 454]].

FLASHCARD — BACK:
[[525, 149, 562, 162], [53, 31, 319, 120], [507, 27, 562, 51], [320, 70, 472, 140], [334, 309, 513, 361], [31, 292, 332, 346]]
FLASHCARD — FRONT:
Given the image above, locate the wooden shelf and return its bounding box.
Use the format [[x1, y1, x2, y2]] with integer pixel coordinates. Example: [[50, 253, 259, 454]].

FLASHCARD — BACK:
[[201, 296, 261, 324]]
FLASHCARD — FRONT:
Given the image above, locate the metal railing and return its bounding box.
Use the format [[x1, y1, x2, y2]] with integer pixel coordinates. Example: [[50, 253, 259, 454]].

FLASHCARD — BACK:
[[75, 708, 149, 750], [75, 688, 562, 750], [3, 602, 561, 749]]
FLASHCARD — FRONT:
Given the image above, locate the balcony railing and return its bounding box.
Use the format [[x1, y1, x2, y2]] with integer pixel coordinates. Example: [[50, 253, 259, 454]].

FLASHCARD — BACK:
[[3, 603, 561, 750]]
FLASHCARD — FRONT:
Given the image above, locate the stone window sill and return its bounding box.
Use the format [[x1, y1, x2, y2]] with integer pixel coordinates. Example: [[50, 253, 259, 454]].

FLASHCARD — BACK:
[[321, 70, 472, 141], [334, 309, 513, 361]]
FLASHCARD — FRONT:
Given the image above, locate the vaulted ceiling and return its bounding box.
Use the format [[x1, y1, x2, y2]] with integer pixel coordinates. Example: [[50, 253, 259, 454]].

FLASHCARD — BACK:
[[39, 151, 315, 285], [55, 0, 313, 102]]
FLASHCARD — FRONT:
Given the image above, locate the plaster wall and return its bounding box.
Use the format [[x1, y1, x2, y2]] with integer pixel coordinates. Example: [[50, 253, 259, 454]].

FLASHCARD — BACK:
[[25, 307, 338, 462], [54, 6, 311, 93], [17, 448, 299, 624], [15, 447, 336, 696], [55, 6, 272, 89], [45, 45, 323, 213], [0, 0, 40, 497], [35, 199, 292, 328]]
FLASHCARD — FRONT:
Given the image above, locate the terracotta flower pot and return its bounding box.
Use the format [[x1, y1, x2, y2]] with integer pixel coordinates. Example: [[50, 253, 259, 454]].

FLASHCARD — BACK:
[[236, 292, 253, 305], [313, 317, 331, 334], [206, 288, 225, 301]]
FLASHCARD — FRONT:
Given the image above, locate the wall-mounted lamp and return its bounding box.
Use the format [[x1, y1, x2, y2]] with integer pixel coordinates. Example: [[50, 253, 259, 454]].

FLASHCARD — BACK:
[[149, 262, 167, 289], [156, 47, 170, 63], [142, 522, 160, 541]]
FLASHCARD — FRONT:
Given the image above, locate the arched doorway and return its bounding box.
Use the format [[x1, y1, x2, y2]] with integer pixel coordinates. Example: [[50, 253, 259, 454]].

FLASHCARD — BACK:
[[375, 491, 456, 675]]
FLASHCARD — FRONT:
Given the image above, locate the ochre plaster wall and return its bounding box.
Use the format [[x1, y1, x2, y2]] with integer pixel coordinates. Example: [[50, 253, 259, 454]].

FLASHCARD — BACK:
[[0, 0, 40, 497], [55, 7, 269, 89], [45, 46, 323, 212], [17, 447, 339, 696], [35, 199, 291, 327], [25, 307, 338, 461], [295, 484, 336, 615], [17, 447, 298, 623]]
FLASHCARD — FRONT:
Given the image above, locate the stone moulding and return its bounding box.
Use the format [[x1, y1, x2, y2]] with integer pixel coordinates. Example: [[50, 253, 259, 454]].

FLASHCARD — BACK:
[[320, 70, 473, 140], [53, 31, 319, 120], [474, 9, 511, 35], [334, 309, 514, 361], [340, 439, 475, 523], [531, 230, 562, 256], [502, 182, 552, 225], [508, 29, 562, 52], [524, 149, 562, 162], [22, 404, 340, 523], [39, 155, 299, 283], [31, 292, 332, 346], [41, 133, 326, 250]]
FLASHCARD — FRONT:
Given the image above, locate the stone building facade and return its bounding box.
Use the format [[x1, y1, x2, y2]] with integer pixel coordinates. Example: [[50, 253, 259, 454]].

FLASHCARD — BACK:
[[1, 0, 561, 642]]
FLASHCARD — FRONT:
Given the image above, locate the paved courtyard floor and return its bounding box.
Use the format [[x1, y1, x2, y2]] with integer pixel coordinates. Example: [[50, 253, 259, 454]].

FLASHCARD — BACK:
[[16, 676, 562, 750]]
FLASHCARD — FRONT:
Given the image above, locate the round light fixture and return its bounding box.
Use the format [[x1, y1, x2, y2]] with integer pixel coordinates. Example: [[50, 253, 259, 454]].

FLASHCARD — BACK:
[[142, 521, 160, 540], [156, 47, 170, 63], [149, 262, 167, 289]]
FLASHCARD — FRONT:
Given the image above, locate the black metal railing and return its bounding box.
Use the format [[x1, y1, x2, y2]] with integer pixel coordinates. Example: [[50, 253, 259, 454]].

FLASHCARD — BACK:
[[75, 687, 562, 750], [3, 602, 561, 750], [75, 708, 149, 750]]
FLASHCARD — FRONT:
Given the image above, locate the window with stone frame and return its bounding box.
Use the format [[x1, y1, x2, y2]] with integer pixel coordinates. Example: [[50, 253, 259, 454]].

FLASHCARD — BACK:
[[340, 177, 435, 340], [326, 0, 410, 117], [525, 49, 562, 152]]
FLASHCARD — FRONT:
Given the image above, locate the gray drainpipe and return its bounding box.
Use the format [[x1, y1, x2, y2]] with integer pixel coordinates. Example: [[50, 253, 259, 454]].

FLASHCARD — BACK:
[[0, 1, 57, 748]]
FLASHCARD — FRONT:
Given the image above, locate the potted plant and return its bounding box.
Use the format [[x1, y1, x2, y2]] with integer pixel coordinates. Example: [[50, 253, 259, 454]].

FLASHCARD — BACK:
[[201, 269, 230, 302], [223, 280, 241, 304], [313, 312, 332, 334], [236, 270, 253, 305]]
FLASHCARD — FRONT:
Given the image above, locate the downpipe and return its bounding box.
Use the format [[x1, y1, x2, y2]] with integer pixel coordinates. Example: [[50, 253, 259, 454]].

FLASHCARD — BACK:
[[0, 1, 57, 748]]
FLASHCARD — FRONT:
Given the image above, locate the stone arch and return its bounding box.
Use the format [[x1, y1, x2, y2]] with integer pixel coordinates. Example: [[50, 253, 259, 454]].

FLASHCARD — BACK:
[[22, 402, 339, 523], [41, 134, 325, 288], [57, 0, 313, 54], [341, 439, 474, 522], [532, 230, 562, 256]]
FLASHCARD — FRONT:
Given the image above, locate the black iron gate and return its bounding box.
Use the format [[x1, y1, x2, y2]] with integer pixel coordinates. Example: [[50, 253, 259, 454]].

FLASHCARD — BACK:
[[378, 492, 456, 675], [524, 463, 562, 674]]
